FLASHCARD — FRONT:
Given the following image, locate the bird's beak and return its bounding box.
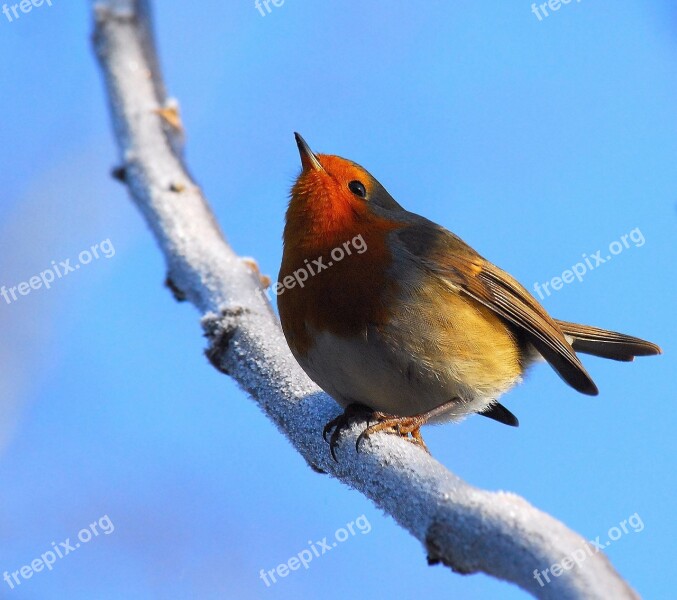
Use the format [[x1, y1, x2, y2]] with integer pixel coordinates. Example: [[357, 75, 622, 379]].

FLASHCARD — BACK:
[[294, 132, 324, 172]]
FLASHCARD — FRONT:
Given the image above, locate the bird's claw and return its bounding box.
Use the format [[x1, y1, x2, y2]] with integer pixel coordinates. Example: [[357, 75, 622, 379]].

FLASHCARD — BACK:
[[355, 413, 430, 455], [323, 404, 432, 461], [322, 403, 372, 461]]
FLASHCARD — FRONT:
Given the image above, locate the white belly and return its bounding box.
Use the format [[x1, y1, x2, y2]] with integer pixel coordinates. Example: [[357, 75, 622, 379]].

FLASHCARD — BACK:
[[295, 327, 521, 423]]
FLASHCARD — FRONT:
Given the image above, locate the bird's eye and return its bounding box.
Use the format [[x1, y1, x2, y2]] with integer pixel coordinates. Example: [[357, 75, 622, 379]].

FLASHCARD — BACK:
[[348, 180, 367, 198]]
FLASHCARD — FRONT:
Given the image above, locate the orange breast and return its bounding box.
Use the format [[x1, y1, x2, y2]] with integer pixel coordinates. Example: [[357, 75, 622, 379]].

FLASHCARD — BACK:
[[278, 209, 403, 358]]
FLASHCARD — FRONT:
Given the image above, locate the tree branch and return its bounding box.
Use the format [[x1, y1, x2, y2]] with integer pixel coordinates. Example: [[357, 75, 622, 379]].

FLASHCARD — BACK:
[[91, 2, 639, 598]]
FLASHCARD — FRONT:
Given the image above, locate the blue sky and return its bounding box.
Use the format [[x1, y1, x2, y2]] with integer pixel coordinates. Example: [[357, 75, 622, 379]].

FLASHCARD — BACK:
[[0, 1, 675, 598]]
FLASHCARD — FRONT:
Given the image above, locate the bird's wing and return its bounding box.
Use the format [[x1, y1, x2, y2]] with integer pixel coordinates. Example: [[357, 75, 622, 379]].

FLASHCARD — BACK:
[[394, 221, 598, 395]]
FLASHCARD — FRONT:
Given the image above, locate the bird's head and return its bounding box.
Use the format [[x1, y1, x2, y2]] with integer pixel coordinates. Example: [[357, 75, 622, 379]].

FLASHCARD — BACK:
[[285, 133, 404, 250]]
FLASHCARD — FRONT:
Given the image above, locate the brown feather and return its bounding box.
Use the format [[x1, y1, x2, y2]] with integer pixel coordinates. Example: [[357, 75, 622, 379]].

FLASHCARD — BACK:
[[396, 224, 599, 395], [555, 320, 662, 362]]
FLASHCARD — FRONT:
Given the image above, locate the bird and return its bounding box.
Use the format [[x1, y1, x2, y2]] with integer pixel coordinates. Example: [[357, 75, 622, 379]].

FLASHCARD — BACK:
[[278, 133, 662, 459]]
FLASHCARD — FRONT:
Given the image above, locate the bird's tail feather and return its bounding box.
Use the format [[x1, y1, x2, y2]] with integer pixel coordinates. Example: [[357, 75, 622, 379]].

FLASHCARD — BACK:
[[555, 320, 662, 362]]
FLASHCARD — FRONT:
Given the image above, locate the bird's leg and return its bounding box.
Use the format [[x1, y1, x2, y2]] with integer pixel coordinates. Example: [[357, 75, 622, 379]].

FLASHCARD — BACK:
[[355, 412, 431, 454], [356, 398, 461, 455], [323, 402, 374, 462]]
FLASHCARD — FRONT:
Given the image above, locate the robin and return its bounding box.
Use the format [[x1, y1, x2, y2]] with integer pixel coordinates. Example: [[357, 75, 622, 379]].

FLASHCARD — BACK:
[[278, 133, 661, 459]]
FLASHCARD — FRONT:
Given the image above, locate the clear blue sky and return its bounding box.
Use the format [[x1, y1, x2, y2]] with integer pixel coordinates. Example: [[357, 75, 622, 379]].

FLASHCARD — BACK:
[[0, 1, 675, 598]]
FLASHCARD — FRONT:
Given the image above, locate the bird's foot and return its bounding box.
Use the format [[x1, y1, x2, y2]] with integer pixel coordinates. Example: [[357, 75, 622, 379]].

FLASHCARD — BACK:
[[323, 403, 373, 462], [356, 412, 430, 455], [354, 399, 463, 456], [323, 400, 460, 460]]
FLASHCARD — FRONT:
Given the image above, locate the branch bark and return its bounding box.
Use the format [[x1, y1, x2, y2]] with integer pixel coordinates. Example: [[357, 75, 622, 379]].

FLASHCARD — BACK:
[[91, 2, 639, 598]]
